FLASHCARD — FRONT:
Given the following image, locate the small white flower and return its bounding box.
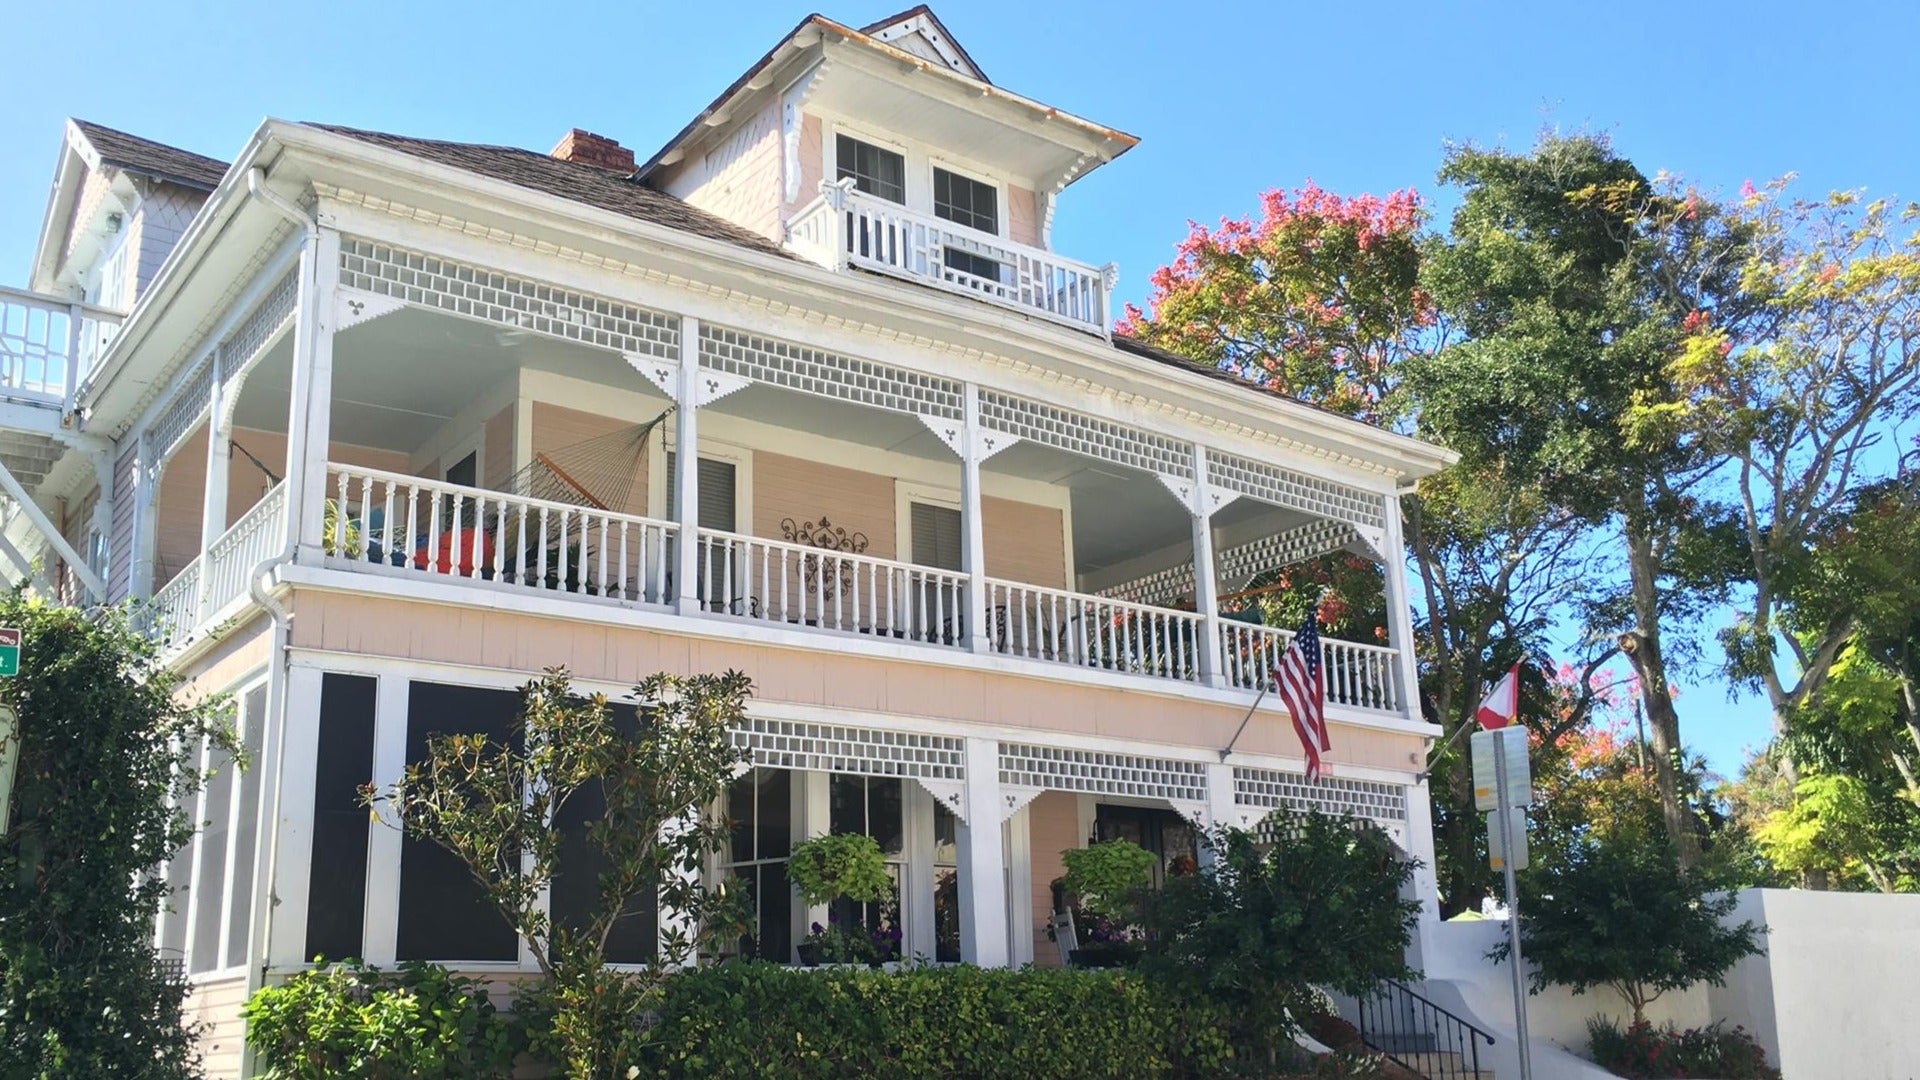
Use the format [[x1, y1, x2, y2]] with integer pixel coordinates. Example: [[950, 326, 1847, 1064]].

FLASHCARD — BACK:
[[627, 1068, 640, 1079]]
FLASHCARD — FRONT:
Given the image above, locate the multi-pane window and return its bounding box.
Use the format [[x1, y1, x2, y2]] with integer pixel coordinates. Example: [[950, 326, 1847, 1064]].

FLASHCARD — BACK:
[[724, 767, 794, 962], [829, 775, 904, 948], [835, 134, 906, 204], [933, 167, 1003, 282]]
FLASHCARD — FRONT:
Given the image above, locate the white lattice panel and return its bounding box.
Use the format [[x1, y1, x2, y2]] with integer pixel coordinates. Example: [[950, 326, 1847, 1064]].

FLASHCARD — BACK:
[[1097, 518, 1367, 606], [1207, 450, 1382, 530], [152, 355, 213, 459], [978, 390, 1194, 479], [1232, 766, 1406, 825], [999, 743, 1208, 804], [338, 239, 679, 360], [699, 324, 963, 420], [731, 716, 965, 781], [219, 271, 297, 380]]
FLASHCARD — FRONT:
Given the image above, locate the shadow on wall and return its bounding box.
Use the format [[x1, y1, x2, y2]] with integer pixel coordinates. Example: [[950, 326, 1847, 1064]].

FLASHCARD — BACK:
[[1418, 889, 1920, 1080]]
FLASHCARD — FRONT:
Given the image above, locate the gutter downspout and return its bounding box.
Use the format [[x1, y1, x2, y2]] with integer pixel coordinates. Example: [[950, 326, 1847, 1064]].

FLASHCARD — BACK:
[[238, 167, 314, 1076]]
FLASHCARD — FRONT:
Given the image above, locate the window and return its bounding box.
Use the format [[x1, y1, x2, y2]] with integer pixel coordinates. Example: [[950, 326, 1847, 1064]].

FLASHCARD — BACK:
[[225, 685, 268, 965], [665, 453, 743, 612], [829, 775, 904, 947], [444, 450, 477, 488], [836, 134, 906, 204], [307, 673, 377, 963], [396, 682, 523, 962], [1095, 803, 1198, 889], [722, 767, 793, 962], [933, 167, 1003, 282], [933, 800, 961, 962], [909, 502, 962, 572]]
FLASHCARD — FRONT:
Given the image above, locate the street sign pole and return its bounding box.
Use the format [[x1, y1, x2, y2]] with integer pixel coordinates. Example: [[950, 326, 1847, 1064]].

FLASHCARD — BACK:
[[1494, 733, 1534, 1080]]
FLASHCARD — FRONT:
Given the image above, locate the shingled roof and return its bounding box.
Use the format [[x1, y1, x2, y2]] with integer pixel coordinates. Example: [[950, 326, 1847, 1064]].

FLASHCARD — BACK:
[[73, 119, 229, 191], [313, 125, 793, 260]]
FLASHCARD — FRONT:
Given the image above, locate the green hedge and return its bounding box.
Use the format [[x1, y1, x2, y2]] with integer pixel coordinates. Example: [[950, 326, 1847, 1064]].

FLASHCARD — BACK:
[[638, 962, 1234, 1080]]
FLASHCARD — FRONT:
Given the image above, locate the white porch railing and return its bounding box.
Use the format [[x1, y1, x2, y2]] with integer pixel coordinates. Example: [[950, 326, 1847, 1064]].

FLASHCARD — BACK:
[[325, 464, 677, 605], [145, 556, 202, 649], [694, 528, 969, 645], [787, 181, 1114, 335], [985, 578, 1208, 683], [0, 285, 121, 405], [1218, 621, 1403, 714], [202, 482, 286, 617]]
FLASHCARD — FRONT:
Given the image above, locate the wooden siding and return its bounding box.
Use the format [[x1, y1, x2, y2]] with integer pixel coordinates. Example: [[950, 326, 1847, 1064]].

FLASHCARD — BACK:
[[183, 974, 250, 1080], [1008, 184, 1040, 248], [981, 495, 1065, 588], [108, 444, 137, 602], [286, 591, 1423, 771], [483, 404, 515, 489], [1027, 791, 1079, 967], [660, 99, 785, 243], [755, 451, 896, 559], [55, 486, 99, 603], [787, 113, 826, 217], [529, 402, 649, 515], [131, 182, 207, 301], [177, 613, 273, 702]]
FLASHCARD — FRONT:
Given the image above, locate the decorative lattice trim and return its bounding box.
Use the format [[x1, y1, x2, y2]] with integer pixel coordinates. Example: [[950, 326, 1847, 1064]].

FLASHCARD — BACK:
[[999, 742, 1208, 804], [1207, 450, 1382, 530], [1097, 518, 1366, 606], [1232, 766, 1406, 824], [978, 389, 1194, 480], [219, 271, 297, 380], [338, 238, 679, 360], [732, 716, 965, 780], [152, 355, 213, 460], [698, 324, 963, 420]]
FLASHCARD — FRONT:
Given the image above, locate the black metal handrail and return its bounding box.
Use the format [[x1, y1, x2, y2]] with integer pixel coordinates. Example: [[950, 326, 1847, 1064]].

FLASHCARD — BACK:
[[1353, 979, 1495, 1080]]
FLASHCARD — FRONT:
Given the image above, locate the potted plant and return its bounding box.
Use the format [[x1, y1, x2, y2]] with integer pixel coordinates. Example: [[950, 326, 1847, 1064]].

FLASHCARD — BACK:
[[787, 833, 895, 966], [1060, 839, 1155, 967]]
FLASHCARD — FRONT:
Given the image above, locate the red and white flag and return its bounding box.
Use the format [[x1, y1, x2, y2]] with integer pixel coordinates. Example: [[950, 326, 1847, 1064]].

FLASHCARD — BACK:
[[1273, 613, 1331, 780], [1476, 663, 1522, 730]]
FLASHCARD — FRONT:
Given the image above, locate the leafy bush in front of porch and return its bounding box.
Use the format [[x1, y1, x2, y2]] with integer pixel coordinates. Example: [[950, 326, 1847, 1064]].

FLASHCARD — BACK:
[[1585, 1017, 1780, 1080], [637, 961, 1234, 1079], [242, 960, 518, 1080]]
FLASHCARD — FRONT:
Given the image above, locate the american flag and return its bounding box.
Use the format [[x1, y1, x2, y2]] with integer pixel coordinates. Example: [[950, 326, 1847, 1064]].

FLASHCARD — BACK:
[[1273, 612, 1331, 780]]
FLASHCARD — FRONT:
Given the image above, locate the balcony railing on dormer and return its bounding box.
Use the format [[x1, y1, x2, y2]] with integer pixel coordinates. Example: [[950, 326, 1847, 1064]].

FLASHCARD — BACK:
[[0, 286, 121, 409], [788, 180, 1116, 336]]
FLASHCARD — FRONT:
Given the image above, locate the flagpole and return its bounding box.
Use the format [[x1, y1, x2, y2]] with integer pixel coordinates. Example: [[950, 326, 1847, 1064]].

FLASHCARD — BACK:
[[1416, 715, 1476, 782], [1220, 590, 1327, 761]]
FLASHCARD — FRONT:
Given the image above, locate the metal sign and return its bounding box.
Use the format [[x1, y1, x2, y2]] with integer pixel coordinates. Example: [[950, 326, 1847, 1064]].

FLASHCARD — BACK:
[[0, 628, 19, 677], [1471, 726, 1531, 811], [0, 704, 17, 834], [1487, 806, 1528, 871]]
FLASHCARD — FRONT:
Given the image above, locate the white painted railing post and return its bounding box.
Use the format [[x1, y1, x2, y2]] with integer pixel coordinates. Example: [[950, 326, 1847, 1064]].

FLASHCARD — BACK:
[[673, 317, 702, 616], [63, 302, 84, 408], [956, 736, 1009, 967], [960, 384, 990, 654], [1190, 446, 1226, 689]]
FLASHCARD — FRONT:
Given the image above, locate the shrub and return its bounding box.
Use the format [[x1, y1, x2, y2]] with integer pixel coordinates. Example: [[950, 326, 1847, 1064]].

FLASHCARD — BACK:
[[0, 598, 231, 1079], [787, 832, 893, 906], [637, 961, 1234, 1079], [1585, 1016, 1780, 1079], [242, 960, 518, 1079], [1061, 839, 1157, 923]]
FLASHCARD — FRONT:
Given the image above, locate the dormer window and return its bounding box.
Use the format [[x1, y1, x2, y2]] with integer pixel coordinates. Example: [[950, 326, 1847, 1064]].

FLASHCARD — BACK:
[[836, 134, 905, 204], [933, 168, 996, 234]]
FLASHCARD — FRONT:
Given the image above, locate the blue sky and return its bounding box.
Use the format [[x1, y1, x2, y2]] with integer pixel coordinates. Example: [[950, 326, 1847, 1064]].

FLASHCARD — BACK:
[[3, 0, 1915, 774]]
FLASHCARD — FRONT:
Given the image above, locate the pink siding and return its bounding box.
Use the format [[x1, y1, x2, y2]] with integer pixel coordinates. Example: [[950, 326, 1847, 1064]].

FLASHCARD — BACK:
[[1008, 184, 1041, 248], [658, 99, 785, 242], [788, 113, 825, 217], [483, 404, 515, 489], [529, 402, 648, 514], [755, 451, 897, 560], [1028, 791, 1080, 966]]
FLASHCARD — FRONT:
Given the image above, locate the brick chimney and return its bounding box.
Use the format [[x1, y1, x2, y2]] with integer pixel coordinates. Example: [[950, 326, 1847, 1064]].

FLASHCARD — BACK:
[[549, 129, 636, 173]]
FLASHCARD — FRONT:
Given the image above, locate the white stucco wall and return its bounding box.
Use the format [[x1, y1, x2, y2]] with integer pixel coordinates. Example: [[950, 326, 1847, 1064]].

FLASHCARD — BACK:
[[1421, 889, 1920, 1080]]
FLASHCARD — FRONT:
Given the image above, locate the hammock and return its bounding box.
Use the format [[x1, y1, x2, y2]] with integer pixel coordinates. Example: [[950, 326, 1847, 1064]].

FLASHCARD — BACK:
[[501, 406, 673, 516]]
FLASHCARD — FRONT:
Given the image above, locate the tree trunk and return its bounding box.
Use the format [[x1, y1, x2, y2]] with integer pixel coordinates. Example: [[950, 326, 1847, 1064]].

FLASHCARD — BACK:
[[1618, 523, 1703, 868]]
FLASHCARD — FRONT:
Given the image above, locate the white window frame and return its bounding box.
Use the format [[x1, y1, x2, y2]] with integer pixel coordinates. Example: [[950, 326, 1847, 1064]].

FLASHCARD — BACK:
[[927, 156, 1008, 240], [820, 118, 1017, 240], [179, 666, 270, 985]]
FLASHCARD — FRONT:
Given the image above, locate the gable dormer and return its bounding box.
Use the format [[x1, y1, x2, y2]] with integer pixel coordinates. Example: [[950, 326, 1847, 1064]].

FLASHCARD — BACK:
[[29, 120, 227, 313], [641, 9, 1135, 335]]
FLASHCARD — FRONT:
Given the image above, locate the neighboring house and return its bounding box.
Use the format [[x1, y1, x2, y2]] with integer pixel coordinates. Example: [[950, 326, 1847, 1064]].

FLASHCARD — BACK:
[[0, 8, 1455, 1077]]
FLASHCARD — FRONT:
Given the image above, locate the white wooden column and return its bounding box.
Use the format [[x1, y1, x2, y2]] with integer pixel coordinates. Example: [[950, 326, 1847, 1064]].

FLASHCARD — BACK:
[[955, 736, 1008, 967], [1202, 761, 1237, 866], [200, 363, 230, 555], [283, 230, 341, 560], [265, 664, 325, 968], [1191, 446, 1226, 688], [959, 384, 990, 653], [360, 671, 409, 967], [904, 783, 938, 963], [796, 768, 829, 959], [1003, 804, 1034, 966], [130, 435, 159, 600], [1380, 488, 1421, 720], [673, 317, 702, 616]]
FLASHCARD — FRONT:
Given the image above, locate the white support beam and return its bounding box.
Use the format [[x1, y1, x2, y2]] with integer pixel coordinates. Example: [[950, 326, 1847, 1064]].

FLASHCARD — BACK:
[[282, 229, 342, 561], [673, 317, 702, 616], [362, 671, 409, 967], [1190, 446, 1225, 688], [959, 385, 990, 653], [266, 665, 324, 968], [0, 532, 52, 597], [0, 458, 105, 601], [955, 736, 1008, 967]]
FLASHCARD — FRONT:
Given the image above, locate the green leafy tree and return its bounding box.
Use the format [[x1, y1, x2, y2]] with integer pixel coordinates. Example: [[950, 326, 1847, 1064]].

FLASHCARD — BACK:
[[1139, 815, 1418, 1066], [0, 596, 233, 1079], [367, 667, 752, 1079], [1060, 839, 1157, 924]]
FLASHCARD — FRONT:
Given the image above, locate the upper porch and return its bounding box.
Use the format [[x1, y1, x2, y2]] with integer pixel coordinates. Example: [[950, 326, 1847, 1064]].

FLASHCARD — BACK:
[[132, 228, 1428, 731]]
